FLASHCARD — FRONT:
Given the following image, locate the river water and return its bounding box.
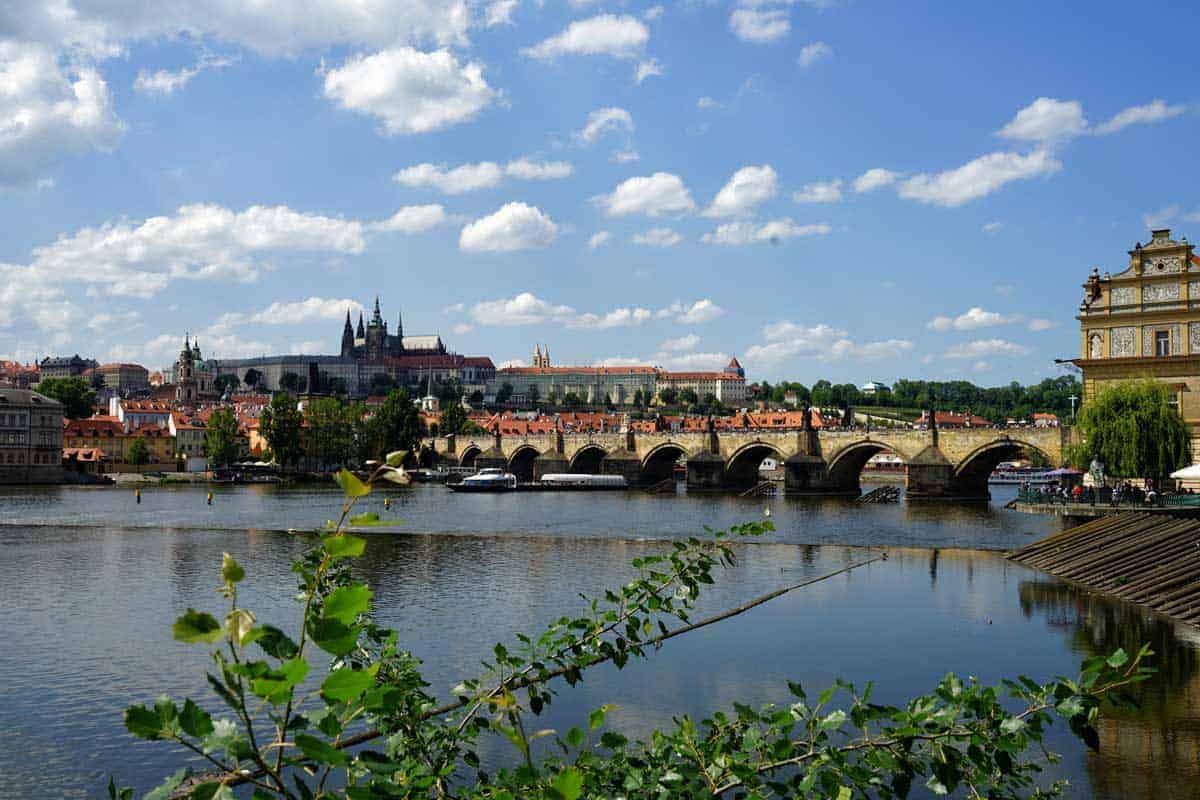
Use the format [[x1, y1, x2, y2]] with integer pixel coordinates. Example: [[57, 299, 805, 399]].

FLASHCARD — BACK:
[[0, 483, 1197, 799]]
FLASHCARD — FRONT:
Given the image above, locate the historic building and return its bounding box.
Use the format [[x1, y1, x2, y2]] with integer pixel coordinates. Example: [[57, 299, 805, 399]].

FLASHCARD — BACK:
[[38, 355, 97, 379], [1073, 228, 1200, 453], [175, 337, 217, 403], [0, 389, 64, 484], [215, 297, 492, 396], [95, 363, 150, 394]]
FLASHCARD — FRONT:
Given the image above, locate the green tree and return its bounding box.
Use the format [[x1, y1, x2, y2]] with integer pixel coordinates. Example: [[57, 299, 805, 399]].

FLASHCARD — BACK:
[[126, 437, 150, 470], [260, 392, 304, 468], [679, 388, 698, 405], [657, 387, 678, 406], [562, 391, 581, 406], [440, 400, 471, 436], [305, 397, 356, 469], [527, 385, 540, 405], [369, 373, 397, 395], [35, 376, 95, 419], [358, 389, 424, 462], [279, 372, 302, 393], [117, 475, 1153, 800], [1069, 379, 1190, 478], [204, 408, 241, 468], [214, 374, 240, 395], [243, 368, 262, 389], [468, 389, 484, 406], [495, 382, 514, 404]]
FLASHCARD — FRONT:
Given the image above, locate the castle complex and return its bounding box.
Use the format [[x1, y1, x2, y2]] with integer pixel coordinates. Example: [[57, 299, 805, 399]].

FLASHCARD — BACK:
[[339, 297, 447, 360]]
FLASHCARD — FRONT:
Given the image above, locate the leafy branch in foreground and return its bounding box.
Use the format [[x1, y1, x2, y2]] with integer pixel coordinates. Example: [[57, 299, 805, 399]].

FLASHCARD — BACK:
[[116, 462, 1152, 800]]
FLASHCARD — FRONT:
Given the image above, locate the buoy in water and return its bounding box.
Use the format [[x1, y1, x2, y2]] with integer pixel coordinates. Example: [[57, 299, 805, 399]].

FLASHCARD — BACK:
[[207, 492, 213, 506], [384, 497, 391, 510], [135, 488, 141, 504]]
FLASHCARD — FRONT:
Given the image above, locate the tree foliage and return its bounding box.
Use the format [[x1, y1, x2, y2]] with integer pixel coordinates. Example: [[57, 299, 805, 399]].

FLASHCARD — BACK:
[[204, 408, 241, 467], [35, 376, 96, 419], [126, 437, 150, 467], [243, 369, 263, 389], [1069, 379, 1190, 478], [440, 400, 472, 436], [261, 393, 304, 468], [305, 398, 359, 469], [495, 382, 514, 405], [117, 472, 1154, 800], [359, 389, 424, 462], [214, 374, 240, 396]]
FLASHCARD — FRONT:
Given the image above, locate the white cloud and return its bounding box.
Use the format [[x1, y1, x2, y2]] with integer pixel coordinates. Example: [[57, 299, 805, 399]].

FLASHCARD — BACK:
[[369, 204, 448, 233], [643, 5, 665, 21], [998, 98, 1088, 145], [853, 168, 899, 193], [927, 307, 1021, 332], [669, 299, 725, 324], [898, 149, 1061, 207], [634, 58, 664, 84], [522, 14, 649, 60], [610, 149, 640, 164], [393, 161, 504, 193], [1095, 99, 1188, 135], [656, 351, 731, 371], [632, 227, 682, 247], [452, 322, 474, 335], [484, 0, 519, 27], [745, 321, 913, 365], [729, 8, 790, 43], [596, 172, 696, 217], [798, 41, 832, 67], [588, 231, 612, 250], [0, 41, 124, 187], [1028, 318, 1057, 332], [442, 302, 465, 314], [793, 178, 843, 203], [701, 218, 831, 245], [132, 54, 236, 97], [470, 293, 575, 326], [505, 157, 573, 180], [704, 164, 778, 217], [697, 96, 721, 111], [568, 307, 654, 329], [322, 47, 496, 135], [1142, 205, 1179, 229], [972, 360, 991, 373], [575, 106, 634, 145], [982, 221, 1004, 235], [943, 339, 1032, 359], [248, 297, 365, 325], [659, 333, 700, 352], [459, 202, 558, 252]]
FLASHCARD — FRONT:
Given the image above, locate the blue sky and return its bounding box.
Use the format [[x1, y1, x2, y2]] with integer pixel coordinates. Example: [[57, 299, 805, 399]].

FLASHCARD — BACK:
[[1, 0, 1197, 384]]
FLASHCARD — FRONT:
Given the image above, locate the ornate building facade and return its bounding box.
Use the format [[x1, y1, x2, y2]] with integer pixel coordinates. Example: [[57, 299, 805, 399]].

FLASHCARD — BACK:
[[340, 297, 446, 360], [175, 336, 217, 403], [1073, 228, 1200, 453]]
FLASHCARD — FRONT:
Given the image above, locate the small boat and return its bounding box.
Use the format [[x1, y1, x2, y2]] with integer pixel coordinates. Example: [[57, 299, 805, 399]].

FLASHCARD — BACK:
[[535, 474, 628, 490], [988, 468, 1055, 485], [448, 468, 517, 492]]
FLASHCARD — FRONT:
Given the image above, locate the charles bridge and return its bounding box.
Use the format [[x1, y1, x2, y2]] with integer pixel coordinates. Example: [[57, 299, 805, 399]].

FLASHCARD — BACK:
[[423, 421, 1069, 499]]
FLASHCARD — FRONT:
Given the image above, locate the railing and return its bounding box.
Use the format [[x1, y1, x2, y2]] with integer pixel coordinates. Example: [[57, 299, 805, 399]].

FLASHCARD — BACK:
[[1016, 487, 1200, 508]]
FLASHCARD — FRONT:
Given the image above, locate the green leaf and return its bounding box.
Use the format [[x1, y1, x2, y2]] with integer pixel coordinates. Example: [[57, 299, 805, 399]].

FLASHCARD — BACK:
[[550, 767, 584, 800], [323, 534, 366, 560], [1000, 716, 1026, 735], [144, 768, 191, 800], [189, 783, 235, 800], [589, 704, 616, 731], [173, 609, 224, 644], [334, 468, 370, 498], [820, 709, 847, 730], [323, 584, 373, 624], [248, 624, 299, 660], [295, 733, 350, 766], [385, 450, 406, 467], [220, 552, 244, 585], [107, 777, 133, 800], [347, 511, 388, 527], [321, 665, 378, 703], [123, 705, 163, 740], [308, 617, 360, 656], [565, 727, 585, 748], [251, 658, 310, 703], [1107, 649, 1129, 669], [180, 699, 214, 738]]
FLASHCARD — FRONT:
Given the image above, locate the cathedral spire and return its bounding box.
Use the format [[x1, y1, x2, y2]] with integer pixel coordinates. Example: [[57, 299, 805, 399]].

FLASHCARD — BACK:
[[396, 309, 403, 342], [372, 295, 383, 325], [356, 312, 365, 338]]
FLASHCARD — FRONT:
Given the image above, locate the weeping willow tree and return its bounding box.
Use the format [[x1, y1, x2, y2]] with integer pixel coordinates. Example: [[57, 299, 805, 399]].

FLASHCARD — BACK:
[[1070, 379, 1191, 478]]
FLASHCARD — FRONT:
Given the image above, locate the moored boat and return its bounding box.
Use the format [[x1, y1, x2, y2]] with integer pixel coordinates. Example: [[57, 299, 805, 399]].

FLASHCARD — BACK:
[[536, 474, 628, 490], [448, 468, 518, 492]]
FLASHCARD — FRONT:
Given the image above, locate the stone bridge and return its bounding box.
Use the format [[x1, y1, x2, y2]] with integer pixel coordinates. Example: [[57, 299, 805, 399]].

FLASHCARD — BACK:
[[423, 424, 1069, 499]]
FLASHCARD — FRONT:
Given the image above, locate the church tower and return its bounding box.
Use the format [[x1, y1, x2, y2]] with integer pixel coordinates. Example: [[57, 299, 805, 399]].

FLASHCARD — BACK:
[[176, 334, 197, 403], [340, 309, 355, 358]]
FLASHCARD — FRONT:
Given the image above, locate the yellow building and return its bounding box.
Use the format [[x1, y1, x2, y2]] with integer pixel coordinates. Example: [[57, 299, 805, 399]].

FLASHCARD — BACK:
[[1073, 228, 1200, 455]]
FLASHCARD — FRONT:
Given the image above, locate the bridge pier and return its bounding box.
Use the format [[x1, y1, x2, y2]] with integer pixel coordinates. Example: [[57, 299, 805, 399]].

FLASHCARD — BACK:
[[686, 451, 727, 492]]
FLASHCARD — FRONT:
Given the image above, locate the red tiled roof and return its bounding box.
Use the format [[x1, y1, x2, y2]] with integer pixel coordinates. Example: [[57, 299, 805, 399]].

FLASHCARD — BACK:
[[120, 400, 172, 412], [63, 447, 104, 462], [661, 372, 742, 381], [96, 363, 149, 372], [462, 356, 495, 368], [727, 357, 742, 369], [64, 417, 124, 437]]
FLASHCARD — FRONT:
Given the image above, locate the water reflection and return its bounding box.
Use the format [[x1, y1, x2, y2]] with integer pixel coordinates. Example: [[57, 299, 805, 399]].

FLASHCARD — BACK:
[[0, 488, 1194, 799], [1020, 580, 1200, 798]]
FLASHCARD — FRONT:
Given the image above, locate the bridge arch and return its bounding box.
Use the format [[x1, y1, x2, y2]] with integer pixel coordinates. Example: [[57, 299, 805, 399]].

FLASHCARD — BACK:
[[724, 441, 786, 490], [953, 437, 1055, 497], [459, 444, 482, 469], [641, 442, 689, 484], [507, 445, 542, 482], [826, 441, 902, 493], [569, 444, 608, 474]]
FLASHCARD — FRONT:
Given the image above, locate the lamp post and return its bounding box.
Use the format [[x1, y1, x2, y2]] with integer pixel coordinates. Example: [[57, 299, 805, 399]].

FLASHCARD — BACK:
[[1068, 394, 1078, 422]]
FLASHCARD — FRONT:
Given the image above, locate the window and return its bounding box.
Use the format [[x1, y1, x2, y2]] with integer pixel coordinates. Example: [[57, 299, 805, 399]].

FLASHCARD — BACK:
[[1155, 330, 1171, 357]]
